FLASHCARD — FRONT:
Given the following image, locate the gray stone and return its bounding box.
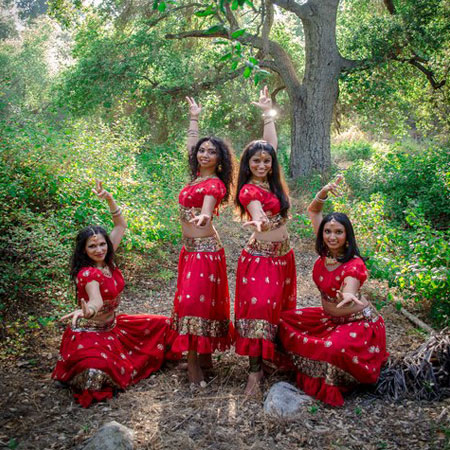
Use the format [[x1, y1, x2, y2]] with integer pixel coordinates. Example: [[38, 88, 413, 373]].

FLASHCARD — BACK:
[[264, 381, 312, 418], [82, 421, 134, 450]]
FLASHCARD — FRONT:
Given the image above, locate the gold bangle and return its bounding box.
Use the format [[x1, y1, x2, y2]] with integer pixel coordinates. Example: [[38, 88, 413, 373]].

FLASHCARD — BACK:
[[314, 194, 328, 203], [110, 207, 120, 215]]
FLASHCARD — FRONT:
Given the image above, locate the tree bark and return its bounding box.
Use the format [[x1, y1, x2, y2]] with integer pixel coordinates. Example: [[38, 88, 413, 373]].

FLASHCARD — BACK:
[[277, 0, 341, 177]]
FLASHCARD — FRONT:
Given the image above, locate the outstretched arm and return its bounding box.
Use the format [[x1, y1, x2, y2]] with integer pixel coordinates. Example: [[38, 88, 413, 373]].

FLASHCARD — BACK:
[[252, 86, 277, 151], [92, 180, 127, 251], [186, 96, 201, 155], [189, 195, 217, 228], [242, 200, 268, 232], [307, 175, 343, 235]]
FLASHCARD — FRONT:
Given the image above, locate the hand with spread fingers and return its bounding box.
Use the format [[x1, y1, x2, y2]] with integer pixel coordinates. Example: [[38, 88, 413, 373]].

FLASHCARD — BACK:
[[189, 213, 212, 228], [242, 219, 267, 233], [92, 180, 113, 202], [186, 96, 202, 118], [252, 85, 273, 112], [61, 299, 96, 327], [335, 290, 365, 309], [321, 174, 344, 198]]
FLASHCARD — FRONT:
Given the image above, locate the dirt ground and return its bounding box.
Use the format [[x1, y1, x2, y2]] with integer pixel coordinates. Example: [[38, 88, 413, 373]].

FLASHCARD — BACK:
[[1, 205, 449, 450]]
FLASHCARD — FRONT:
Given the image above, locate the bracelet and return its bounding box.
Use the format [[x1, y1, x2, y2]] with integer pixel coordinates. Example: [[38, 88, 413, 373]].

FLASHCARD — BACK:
[[187, 130, 199, 136], [263, 119, 275, 125], [190, 118, 199, 122], [314, 194, 328, 203], [112, 207, 122, 217], [110, 207, 120, 215]]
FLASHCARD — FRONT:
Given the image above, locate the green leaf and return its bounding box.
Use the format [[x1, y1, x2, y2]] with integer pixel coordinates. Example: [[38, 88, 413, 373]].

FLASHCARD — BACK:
[[205, 25, 225, 35], [249, 56, 258, 65], [231, 60, 239, 70], [243, 65, 252, 78], [195, 6, 216, 16], [231, 29, 246, 39], [157, 1, 166, 12], [152, 1, 159, 10], [220, 52, 233, 61], [244, 0, 255, 7], [231, 0, 239, 10]]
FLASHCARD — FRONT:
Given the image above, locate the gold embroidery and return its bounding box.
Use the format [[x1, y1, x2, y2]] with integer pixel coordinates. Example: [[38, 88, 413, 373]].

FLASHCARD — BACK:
[[189, 175, 219, 186], [329, 305, 380, 324], [235, 318, 278, 341], [171, 314, 230, 338], [260, 213, 288, 231], [182, 234, 223, 252], [244, 236, 291, 257], [179, 205, 202, 223], [69, 368, 120, 391], [288, 353, 358, 386], [72, 315, 117, 332]]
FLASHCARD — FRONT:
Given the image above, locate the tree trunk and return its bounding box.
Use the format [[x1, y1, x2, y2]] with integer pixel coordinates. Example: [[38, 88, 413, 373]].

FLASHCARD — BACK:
[[287, 0, 341, 178]]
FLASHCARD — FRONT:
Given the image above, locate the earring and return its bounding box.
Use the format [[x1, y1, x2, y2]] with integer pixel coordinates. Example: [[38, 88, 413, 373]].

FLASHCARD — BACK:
[[345, 241, 349, 248], [269, 169, 273, 175], [217, 164, 222, 172]]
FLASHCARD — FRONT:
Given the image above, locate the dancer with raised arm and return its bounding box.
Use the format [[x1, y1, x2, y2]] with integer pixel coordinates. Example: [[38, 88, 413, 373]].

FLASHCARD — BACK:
[[171, 97, 235, 387], [279, 176, 388, 406], [234, 86, 297, 395], [52, 181, 177, 407]]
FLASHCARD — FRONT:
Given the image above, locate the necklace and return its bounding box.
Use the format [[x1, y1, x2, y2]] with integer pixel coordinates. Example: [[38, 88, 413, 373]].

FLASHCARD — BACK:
[[325, 252, 343, 266], [249, 178, 270, 191], [190, 175, 218, 186], [98, 265, 112, 277]]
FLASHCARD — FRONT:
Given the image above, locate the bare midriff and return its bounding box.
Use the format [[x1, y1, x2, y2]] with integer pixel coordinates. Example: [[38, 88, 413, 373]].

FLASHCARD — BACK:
[[253, 223, 289, 242], [181, 221, 217, 239]]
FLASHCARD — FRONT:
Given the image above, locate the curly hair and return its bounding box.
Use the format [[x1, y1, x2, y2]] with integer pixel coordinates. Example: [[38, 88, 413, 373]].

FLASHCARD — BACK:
[[70, 226, 115, 283], [316, 212, 366, 263], [188, 136, 235, 204], [235, 140, 290, 218]]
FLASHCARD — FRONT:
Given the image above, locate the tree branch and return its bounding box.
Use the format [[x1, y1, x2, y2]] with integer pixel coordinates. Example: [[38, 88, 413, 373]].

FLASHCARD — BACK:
[[145, 3, 206, 28], [271, 0, 314, 19], [261, 0, 274, 55], [396, 56, 446, 89], [383, 0, 396, 15]]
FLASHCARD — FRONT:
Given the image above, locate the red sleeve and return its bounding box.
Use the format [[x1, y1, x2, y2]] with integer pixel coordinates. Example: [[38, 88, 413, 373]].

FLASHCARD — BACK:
[[342, 258, 368, 286], [239, 184, 264, 208], [203, 179, 226, 202], [76, 267, 104, 290]]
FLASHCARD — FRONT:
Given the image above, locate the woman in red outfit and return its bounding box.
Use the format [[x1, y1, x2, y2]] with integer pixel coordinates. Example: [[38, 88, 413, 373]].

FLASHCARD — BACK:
[[279, 177, 388, 406], [52, 182, 177, 407], [170, 97, 235, 386], [234, 87, 297, 395]]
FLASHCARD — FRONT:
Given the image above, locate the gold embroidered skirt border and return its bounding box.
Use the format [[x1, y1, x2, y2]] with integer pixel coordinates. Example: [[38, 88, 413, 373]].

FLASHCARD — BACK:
[[235, 318, 278, 341], [179, 205, 202, 223], [288, 353, 358, 387], [329, 305, 380, 324], [72, 315, 117, 332], [182, 234, 223, 253], [172, 315, 230, 338], [244, 236, 291, 257], [69, 368, 120, 391]]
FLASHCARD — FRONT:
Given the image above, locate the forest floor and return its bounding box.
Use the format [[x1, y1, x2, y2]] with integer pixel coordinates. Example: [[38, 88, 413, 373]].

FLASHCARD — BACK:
[[0, 199, 449, 450]]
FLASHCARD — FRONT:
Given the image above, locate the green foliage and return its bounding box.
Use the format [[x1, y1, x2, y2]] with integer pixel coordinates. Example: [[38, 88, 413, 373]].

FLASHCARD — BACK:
[[344, 144, 449, 229], [330, 141, 450, 326], [331, 140, 374, 162]]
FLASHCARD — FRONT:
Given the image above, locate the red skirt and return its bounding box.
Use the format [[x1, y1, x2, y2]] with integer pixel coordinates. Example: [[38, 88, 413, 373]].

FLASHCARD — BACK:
[[52, 313, 178, 407], [171, 235, 233, 354], [279, 306, 388, 406], [234, 237, 297, 361]]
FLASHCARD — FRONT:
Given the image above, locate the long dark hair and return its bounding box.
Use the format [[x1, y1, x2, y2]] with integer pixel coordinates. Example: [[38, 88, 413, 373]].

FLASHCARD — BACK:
[[235, 140, 290, 218], [188, 136, 235, 203], [70, 226, 115, 282], [316, 212, 365, 263]]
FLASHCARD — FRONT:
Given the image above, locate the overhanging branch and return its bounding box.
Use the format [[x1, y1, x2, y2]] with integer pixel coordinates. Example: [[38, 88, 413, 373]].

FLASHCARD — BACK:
[[271, 0, 314, 19]]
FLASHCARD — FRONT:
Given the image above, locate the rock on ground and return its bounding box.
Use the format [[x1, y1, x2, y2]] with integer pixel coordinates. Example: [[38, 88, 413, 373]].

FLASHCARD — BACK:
[[264, 381, 312, 418], [82, 421, 134, 450]]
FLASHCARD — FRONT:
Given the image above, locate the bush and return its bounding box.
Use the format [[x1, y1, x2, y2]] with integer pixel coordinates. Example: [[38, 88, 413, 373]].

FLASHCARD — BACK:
[[331, 140, 374, 162]]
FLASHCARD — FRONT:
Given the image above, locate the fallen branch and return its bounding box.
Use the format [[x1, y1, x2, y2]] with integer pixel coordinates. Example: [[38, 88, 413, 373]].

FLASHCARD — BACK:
[[400, 307, 434, 334]]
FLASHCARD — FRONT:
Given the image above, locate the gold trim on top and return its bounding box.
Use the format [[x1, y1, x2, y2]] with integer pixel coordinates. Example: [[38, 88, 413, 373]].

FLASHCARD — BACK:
[[244, 236, 291, 257]]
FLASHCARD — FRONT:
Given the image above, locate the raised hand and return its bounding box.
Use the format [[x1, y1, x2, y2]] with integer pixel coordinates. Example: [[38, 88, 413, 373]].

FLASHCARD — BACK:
[[335, 290, 364, 308], [321, 174, 344, 198], [61, 299, 95, 327], [92, 180, 113, 202], [186, 96, 202, 118], [251, 85, 272, 112]]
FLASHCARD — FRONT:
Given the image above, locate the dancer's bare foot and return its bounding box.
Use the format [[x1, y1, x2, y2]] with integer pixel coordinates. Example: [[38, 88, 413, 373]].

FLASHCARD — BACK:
[[244, 370, 263, 396]]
